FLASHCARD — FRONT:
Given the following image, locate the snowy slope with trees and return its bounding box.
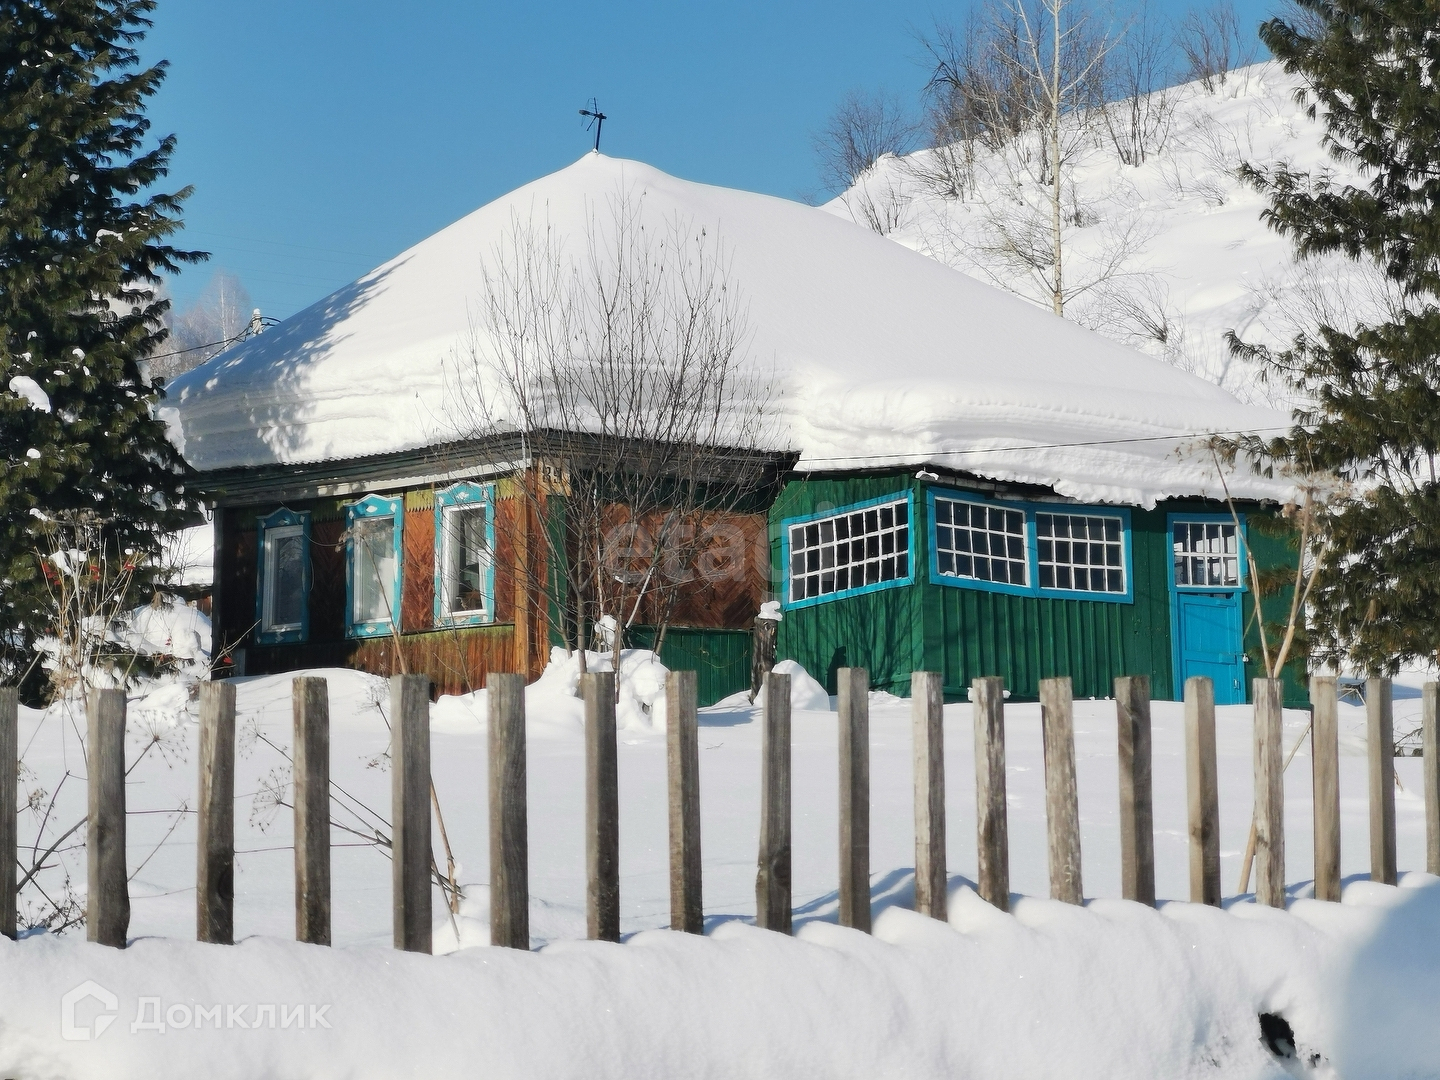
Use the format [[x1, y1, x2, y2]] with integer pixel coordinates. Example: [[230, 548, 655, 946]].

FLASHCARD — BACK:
[[827, 62, 1383, 408]]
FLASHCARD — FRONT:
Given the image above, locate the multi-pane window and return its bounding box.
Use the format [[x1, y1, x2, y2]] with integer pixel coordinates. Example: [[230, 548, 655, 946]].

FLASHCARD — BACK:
[[256, 508, 309, 644], [435, 482, 492, 625], [1173, 521, 1240, 588], [347, 495, 402, 637], [933, 498, 1028, 586], [1036, 512, 1126, 594], [788, 498, 910, 604]]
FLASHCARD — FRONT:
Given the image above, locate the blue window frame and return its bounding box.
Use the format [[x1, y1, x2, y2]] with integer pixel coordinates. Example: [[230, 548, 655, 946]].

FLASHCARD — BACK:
[[1168, 514, 1247, 591], [781, 491, 915, 610], [433, 482, 495, 627], [927, 488, 1134, 604], [255, 508, 310, 645], [345, 494, 404, 639]]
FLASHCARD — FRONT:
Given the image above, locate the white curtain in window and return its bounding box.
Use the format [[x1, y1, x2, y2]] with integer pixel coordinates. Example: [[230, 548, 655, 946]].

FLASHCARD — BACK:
[[354, 520, 397, 626]]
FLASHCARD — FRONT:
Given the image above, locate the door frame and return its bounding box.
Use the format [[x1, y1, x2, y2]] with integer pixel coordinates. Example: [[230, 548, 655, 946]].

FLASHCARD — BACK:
[[1167, 512, 1249, 702]]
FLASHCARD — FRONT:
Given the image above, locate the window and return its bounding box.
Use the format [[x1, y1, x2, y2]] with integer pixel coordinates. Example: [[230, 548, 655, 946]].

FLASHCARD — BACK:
[[434, 482, 493, 626], [933, 497, 1028, 587], [784, 495, 912, 606], [255, 508, 309, 644], [1173, 520, 1241, 588], [927, 489, 1134, 603], [346, 494, 403, 638], [1036, 512, 1127, 594]]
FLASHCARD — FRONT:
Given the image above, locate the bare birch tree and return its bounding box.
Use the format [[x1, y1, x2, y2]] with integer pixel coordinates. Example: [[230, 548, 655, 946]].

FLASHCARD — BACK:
[[921, 0, 1116, 315], [1175, 0, 1258, 92], [448, 190, 781, 671]]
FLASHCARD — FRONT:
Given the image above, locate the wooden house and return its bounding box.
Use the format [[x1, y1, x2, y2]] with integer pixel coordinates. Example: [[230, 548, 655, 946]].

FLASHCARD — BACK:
[[166, 153, 1300, 705]]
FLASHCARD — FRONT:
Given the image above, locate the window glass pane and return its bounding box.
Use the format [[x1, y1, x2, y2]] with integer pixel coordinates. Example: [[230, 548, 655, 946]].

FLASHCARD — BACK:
[[786, 497, 911, 604], [1172, 521, 1240, 587], [1036, 512, 1127, 593], [353, 518, 396, 625], [443, 506, 488, 616], [263, 525, 305, 632]]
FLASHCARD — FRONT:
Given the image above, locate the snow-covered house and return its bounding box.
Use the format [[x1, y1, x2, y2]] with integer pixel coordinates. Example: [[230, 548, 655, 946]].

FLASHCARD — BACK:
[[166, 153, 1300, 704]]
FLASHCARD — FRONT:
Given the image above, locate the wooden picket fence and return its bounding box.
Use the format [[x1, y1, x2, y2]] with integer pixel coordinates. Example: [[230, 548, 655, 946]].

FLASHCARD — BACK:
[[3, 669, 1440, 949]]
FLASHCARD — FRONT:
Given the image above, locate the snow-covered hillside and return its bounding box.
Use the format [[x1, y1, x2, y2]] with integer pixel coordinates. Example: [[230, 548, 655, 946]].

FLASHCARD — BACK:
[[829, 63, 1384, 408]]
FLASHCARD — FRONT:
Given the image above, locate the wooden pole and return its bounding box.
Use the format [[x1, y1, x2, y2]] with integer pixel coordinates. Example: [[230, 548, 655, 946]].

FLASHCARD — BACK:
[[912, 671, 946, 920], [756, 671, 792, 933], [666, 670, 702, 934], [293, 676, 331, 945], [837, 667, 871, 932], [196, 681, 236, 944], [583, 671, 620, 941], [1253, 678, 1286, 907], [488, 672, 529, 950], [1040, 676, 1083, 905], [86, 688, 129, 947], [749, 615, 778, 703], [1115, 676, 1155, 906], [1311, 676, 1341, 902], [1367, 676, 1397, 885], [972, 676, 1009, 911], [1183, 676, 1220, 906], [391, 674, 432, 952], [1425, 682, 1439, 877], [0, 687, 16, 940]]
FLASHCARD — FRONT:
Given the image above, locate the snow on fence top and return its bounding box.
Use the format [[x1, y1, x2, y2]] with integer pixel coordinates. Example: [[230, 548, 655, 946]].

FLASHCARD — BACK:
[[164, 152, 1290, 507]]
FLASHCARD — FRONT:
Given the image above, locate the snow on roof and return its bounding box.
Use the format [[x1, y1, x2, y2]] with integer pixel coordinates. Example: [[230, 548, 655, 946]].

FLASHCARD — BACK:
[[164, 152, 1291, 507]]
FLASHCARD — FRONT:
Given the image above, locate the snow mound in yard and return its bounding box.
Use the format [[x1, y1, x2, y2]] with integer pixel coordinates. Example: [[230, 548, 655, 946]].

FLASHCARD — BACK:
[[430, 646, 671, 734], [166, 152, 1289, 508], [4, 876, 1438, 1079]]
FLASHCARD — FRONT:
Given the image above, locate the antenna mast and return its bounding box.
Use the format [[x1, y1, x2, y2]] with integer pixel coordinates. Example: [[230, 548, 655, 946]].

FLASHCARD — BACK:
[[579, 99, 608, 152]]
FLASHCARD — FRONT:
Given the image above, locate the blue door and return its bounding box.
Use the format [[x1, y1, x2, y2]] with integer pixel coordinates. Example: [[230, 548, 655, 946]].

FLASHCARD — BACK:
[[1174, 592, 1245, 704]]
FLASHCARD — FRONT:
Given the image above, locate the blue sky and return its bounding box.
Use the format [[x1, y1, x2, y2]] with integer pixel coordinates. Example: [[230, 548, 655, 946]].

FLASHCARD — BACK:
[[142, 0, 1275, 321]]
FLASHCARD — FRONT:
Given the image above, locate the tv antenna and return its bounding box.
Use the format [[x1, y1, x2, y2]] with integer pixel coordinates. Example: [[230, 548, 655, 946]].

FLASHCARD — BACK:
[[579, 99, 607, 152]]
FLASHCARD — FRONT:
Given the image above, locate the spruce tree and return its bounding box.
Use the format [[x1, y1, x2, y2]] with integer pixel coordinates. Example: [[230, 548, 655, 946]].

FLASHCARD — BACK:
[[0, 0, 204, 687], [1230, 0, 1440, 672]]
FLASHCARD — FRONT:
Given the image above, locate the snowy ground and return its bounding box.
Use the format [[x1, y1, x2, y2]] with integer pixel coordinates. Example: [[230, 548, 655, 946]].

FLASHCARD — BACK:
[[3, 655, 1439, 1077]]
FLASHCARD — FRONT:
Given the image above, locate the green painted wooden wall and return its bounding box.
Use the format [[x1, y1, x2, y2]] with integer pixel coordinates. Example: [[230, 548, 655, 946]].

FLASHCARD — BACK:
[[627, 625, 753, 707], [770, 473, 1306, 704]]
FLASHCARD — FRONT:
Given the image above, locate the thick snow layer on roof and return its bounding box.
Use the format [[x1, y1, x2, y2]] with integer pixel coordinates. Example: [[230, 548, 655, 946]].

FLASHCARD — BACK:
[[165, 152, 1290, 507]]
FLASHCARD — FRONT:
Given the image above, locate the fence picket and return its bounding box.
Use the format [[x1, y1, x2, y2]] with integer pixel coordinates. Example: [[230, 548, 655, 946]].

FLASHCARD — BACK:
[[837, 667, 871, 932], [1183, 676, 1220, 906], [972, 677, 1009, 912], [583, 671, 620, 942], [197, 681, 236, 944], [1115, 676, 1155, 906], [756, 672, 792, 933], [912, 671, 946, 920], [1311, 676, 1341, 902], [391, 675, 432, 953], [489, 672, 529, 950], [1367, 676, 1397, 885], [0, 687, 16, 941], [1040, 677, 1082, 905], [87, 688, 129, 948], [1426, 683, 1440, 877], [293, 677, 332, 945], [667, 670, 702, 934], [1253, 678, 1286, 907]]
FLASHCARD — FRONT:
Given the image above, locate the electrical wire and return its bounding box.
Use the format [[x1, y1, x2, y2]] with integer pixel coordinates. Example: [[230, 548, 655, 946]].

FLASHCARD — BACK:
[[794, 426, 1296, 466]]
